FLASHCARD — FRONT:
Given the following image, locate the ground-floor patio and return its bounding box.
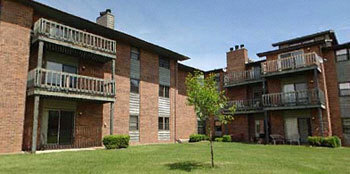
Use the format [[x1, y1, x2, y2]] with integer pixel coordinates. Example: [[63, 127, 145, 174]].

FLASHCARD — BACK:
[[1, 142, 349, 174]]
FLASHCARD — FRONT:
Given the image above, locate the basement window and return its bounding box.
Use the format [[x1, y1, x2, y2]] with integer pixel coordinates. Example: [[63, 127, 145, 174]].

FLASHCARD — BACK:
[[158, 117, 169, 130], [343, 118, 350, 134], [159, 85, 170, 98], [129, 115, 139, 131], [339, 82, 350, 96], [336, 49, 349, 62]]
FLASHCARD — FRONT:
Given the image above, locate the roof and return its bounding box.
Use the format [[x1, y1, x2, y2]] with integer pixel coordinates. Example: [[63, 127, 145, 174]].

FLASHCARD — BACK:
[[178, 63, 202, 72], [205, 68, 225, 74], [326, 42, 350, 50], [257, 40, 327, 57], [19, 0, 189, 61], [271, 30, 338, 47]]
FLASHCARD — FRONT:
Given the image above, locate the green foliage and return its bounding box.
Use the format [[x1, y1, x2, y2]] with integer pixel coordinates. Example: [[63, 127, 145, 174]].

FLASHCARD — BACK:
[[222, 135, 232, 142], [185, 71, 235, 125], [189, 134, 209, 142], [102, 135, 130, 149], [215, 137, 223, 142], [308, 136, 341, 148]]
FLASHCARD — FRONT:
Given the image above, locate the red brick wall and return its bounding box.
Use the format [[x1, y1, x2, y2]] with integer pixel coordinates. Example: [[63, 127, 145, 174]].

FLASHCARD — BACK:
[[322, 50, 343, 139], [227, 115, 249, 141], [75, 102, 103, 147], [269, 111, 284, 136], [139, 49, 159, 143], [0, 0, 33, 153], [175, 68, 197, 140]]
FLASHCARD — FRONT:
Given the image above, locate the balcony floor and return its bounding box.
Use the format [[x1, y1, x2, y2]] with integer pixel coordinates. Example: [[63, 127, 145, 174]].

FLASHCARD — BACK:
[[262, 65, 321, 78], [33, 35, 116, 61], [224, 79, 263, 88], [27, 88, 115, 103], [264, 104, 325, 111]]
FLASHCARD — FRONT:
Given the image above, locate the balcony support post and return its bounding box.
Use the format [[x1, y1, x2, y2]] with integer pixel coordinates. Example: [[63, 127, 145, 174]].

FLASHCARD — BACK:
[[37, 41, 44, 68], [313, 68, 324, 136], [110, 59, 116, 135], [31, 96, 40, 153], [262, 78, 269, 144]]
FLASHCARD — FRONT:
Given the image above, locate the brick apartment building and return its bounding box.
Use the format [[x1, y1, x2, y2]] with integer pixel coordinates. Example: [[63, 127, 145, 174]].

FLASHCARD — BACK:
[[0, 0, 198, 154], [1, 0, 349, 155], [209, 31, 350, 145]]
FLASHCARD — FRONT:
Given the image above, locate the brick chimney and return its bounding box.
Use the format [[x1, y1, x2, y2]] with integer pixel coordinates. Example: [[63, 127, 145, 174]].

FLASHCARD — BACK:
[[96, 9, 115, 29], [226, 44, 249, 72]]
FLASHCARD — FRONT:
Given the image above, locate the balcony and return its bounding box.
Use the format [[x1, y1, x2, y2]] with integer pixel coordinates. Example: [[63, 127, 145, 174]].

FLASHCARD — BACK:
[[261, 52, 322, 76], [27, 68, 115, 102], [262, 88, 325, 110], [224, 98, 264, 114], [32, 18, 116, 59], [224, 69, 262, 87]]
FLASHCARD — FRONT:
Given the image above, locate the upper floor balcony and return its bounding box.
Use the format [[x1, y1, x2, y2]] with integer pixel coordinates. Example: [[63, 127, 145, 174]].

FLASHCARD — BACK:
[[224, 69, 262, 87], [224, 98, 263, 114], [32, 18, 116, 59], [27, 68, 115, 102], [262, 88, 325, 110], [261, 52, 322, 77]]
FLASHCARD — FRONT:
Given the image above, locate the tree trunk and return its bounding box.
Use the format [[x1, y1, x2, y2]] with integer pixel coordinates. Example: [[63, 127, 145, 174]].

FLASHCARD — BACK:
[[208, 126, 214, 168], [210, 138, 214, 167]]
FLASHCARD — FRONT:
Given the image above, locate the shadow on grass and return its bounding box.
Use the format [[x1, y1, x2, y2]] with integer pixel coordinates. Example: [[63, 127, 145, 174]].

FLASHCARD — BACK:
[[166, 161, 208, 172]]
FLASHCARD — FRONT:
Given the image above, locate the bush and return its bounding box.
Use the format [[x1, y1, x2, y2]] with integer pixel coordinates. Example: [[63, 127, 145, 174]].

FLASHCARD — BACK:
[[189, 134, 209, 142], [215, 137, 223, 142], [308, 136, 341, 148], [222, 135, 232, 142], [103, 135, 130, 149]]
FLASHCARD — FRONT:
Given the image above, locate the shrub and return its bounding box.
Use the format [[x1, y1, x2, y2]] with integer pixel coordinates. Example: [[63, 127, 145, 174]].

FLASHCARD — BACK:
[[222, 135, 232, 142], [215, 137, 223, 142], [103, 135, 130, 149], [189, 134, 208, 142], [307, 136, 341, 148]]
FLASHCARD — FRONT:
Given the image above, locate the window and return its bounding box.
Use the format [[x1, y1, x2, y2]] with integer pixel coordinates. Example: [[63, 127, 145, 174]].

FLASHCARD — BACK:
[[215, 73, 221, 91], [129, 115, 139, 131], [158, 117, 169, 130], [130, 79, 140, 94], [159, 85, 170, 98], [336, 49, 349, 62], [343, 118, 350, 134], [278, 50, 303, 59], [214, 121, 222, 132], [131, 47, 140, 60], [46, 61, 77, 87], [197, 120, 206, 134], [339, 82, 350, 96], [159, 57, 170, 69]]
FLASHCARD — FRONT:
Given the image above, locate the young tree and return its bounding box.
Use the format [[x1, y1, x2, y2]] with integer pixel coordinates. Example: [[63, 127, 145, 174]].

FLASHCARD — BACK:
[[185, 71, 235, 167]]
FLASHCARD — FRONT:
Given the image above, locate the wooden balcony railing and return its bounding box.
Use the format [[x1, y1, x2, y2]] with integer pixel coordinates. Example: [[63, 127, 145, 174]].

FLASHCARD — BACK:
[[33, 18, 116, 55], [262, 88, 325, 108], [224, 69, 261, 86], [27, 68, 115, 98], [226, 98, 263, 113], [261, 52, 322, 74]]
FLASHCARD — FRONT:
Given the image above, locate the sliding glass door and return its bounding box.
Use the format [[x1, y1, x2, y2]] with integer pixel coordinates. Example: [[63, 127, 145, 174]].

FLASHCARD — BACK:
[[47, 110, 75, 145]]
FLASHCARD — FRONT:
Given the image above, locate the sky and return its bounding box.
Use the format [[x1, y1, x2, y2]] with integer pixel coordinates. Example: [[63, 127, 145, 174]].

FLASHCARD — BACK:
[[36, 0, 350, 71]]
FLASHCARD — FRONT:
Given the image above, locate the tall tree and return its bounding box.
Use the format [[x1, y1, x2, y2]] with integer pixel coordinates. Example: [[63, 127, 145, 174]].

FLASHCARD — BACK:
[[185, 71, 235, 167]]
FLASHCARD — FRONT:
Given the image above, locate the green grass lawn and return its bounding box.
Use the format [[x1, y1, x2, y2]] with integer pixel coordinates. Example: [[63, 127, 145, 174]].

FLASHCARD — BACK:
[[1, 142, 350, 174]]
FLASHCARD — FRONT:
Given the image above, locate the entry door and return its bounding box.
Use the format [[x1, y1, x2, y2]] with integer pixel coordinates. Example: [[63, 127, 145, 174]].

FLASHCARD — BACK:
[[283, 84, 296, 105], [284, 117, 299, 141], [47, 110, 75, 145], [295, 83, 308, 104], [298, 118, 311, 143]]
